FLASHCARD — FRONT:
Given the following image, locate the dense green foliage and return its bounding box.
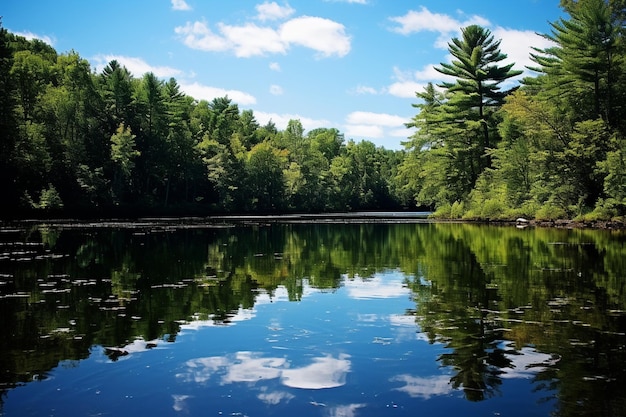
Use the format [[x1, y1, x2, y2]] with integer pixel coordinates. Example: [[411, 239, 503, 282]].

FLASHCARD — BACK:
[[400, 0, 626, 222], [2, 0, 626, 220], [0, 22, 408, 217]]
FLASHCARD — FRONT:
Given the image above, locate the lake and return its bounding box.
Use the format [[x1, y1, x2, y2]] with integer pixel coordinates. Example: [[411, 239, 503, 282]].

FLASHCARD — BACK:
[[1, 220, 625, 416]]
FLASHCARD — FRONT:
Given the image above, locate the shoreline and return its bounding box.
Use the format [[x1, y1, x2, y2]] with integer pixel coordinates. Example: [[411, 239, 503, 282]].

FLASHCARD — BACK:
[[1, 212, 625, 230]]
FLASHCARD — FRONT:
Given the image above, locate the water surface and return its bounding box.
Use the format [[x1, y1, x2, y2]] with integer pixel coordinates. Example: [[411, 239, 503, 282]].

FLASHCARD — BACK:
[[1, 221, 625, 416]]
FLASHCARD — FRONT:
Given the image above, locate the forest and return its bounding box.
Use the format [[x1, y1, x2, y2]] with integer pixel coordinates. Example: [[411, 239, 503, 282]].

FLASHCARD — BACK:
[[1, 0, 625, 220]]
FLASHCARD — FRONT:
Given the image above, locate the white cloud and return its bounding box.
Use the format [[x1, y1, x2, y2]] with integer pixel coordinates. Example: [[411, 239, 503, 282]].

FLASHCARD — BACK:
[[412, 64, 442, 81], [175, 14, 351, 58], [179, 81, 257, 105], [346, 111, 408, 127], [324, 0, 368, 3], [389, 7, 490, 49], [344, 112, 413, 141], [174, 21, 230, 53], [91, 54, 182, 78], [389, 127, 415, 137], [344, 124, 385, 139], [493, 26, 555, 79], [387, 81, 425, 99], [269, 62, 281, 71], [386, 65, 453, 99], [254, 111, 330, 131], [12, 30, 55, 46], [256, 2, 295, 21], [280, 16, 351, 58], [171, 0, 191, 11], [218, 22, 287, 57], [270, 84, 284, 95]]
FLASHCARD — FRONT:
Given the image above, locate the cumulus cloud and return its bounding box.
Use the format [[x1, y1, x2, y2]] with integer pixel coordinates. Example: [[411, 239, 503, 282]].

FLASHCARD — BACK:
[[12, 30, 55, 46], [493, 26, 555, 79], [256, 2, 295, 21], [346, 111, 408, 127], [179, 81, 257, 105], [91, 54, 182, 78], [387, 81, 426, 99], [389, 6, 490, 49], [344, 111, 413, 140], [390, 6, 490, 35], [344, 124, 385, 139], [280, 16, 351, 58], [174, 21, 231, 53], [217, 22, 286, 57], [254, 111, 330, 131], [386, 65, 453, 99], [175, 9, 351, 58], [171, 0, 191, 11]]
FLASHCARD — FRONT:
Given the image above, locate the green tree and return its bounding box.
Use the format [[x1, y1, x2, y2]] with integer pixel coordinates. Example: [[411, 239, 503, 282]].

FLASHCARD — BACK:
[[245, 141, 288, 211], [0, 21, 20, 213], [110, 123, 140, 201], [532, 0, 624, 128], [403, 27, 522, 209], [99, 60, 134, 133], [436, 25, 522, 157]]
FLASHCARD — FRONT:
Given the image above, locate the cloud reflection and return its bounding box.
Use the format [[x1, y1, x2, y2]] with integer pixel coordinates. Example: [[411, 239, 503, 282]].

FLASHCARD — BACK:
[[391, 374, 453, 399], [282, 354, 351, 389], [172, 394, 192, 412], [344, 273, 410, 299], [179, 352, 351, 390], [257, 389, 295, 405], [501, 346, 557, 379], [327, 403, 366, 417]]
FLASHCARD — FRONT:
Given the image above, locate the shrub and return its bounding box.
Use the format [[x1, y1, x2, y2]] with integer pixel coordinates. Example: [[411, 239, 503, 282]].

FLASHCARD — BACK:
[[481, 198, 507, 220], [431, 203, 452, 218], [580, 199, 617, 222], [450, 201, 464, 219], [534, 203, 567, 221], [38, 184, 64, 210]]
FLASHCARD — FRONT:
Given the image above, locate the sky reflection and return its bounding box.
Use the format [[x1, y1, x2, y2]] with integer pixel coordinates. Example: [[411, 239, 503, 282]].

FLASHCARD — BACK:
[[178, 352, 351, 390], [343, 272, 411, 299]]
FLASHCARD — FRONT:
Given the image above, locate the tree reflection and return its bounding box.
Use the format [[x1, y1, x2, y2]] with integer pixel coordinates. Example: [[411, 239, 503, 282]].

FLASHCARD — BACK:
[[1, 221, 625, 416], [408, 226, 513, 400]]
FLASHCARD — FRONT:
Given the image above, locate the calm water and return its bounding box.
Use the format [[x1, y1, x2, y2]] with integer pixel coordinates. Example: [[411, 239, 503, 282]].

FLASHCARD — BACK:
[[1, 221, 625, 417]]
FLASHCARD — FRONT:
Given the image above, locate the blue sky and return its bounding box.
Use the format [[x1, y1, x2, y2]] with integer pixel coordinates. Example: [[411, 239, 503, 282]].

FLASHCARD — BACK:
[[3, 0, 563, 149]]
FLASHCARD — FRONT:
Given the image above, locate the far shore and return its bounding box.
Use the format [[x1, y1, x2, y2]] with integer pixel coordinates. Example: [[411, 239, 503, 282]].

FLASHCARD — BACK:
[[1, 212, 625, 230]]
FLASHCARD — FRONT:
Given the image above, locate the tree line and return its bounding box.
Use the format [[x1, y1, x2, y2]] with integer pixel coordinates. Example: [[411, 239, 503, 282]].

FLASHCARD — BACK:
[[1, 0, 626, 220], [0, 21, 406, 217]]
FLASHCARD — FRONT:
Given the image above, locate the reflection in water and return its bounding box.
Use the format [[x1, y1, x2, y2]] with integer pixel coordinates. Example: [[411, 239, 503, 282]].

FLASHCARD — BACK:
[[391, 375, 454, 399], [0, 221, 625, 416], [344, 273, 410, 299], [179, 352, 351, 390]]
